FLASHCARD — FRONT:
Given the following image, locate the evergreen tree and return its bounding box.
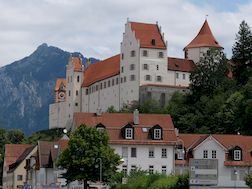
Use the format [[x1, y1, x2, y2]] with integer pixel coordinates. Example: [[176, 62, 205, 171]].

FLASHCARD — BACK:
[[232, 20, 252, 85]]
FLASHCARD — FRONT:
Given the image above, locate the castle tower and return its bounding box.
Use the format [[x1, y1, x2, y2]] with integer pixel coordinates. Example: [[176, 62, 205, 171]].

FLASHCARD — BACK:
[[184, 19, 222, 63]]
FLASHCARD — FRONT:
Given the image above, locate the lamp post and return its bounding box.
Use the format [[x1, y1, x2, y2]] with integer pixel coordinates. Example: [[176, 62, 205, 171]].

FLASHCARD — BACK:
[[96, 158, 102, 183]]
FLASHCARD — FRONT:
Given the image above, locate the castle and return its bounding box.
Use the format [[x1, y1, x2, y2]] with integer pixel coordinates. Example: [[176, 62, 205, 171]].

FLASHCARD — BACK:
[[49, 19, 222, 129]]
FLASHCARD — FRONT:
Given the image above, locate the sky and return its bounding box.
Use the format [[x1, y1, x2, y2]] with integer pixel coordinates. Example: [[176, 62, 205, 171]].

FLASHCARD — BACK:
[[0, 0, 252, 67]]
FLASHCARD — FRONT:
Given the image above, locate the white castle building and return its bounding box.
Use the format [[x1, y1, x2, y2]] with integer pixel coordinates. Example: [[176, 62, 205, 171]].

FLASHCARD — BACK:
[[49, 19, 222, 129]]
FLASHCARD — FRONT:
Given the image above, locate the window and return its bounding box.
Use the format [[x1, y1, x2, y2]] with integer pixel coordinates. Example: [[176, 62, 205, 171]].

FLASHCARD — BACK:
[[124, 76, 126, 82], [203, 150, 208, 159], [17, 175, 23, 181], [177, 149, 184, 160], [76, 90, 78, 96], [104, 82, 107, 88], [75, 103, 78, 107], [158, 52, 164, 58], [143, 64, 149, 70], [121, 66, 124, 73], [143, 50, 148, 57], [130, 64, 135, 70], [151, 39, 156, 45], [157, 76, 162, 82], [96, 85, 99, 91], [176, 73, 179, 79], [131, 50, 135, 57], [121, 77, 123, 83], [162, 166, 167, 174], [100, 83, 103, 89], [130, 75, 136, 81], [212, 150, 216, 159], [116, 77, 119, 85], [234, 150, 241, 160], [145, 75, 151, 81], [68, 90, 71, 96], [112, 79, 115, 86], [157, 65, 159, 70], [77, 75, 80, 82], [183, 74, 186, 80], [122, 165, 127, 176], [131, 165, 136, 172], [70, 76, 72, 82], [131, 148, 137, 157], [149, 148, 154, 158], [85, 89, 88, 95], [108, 80, 111, 87], [149, 165, 154, 174], [121, 53, 124, 60], [122, 147, 128, 158], [154, 129, 161, 139], [162, 148, 167, 158], [125, 128, 133, 139]]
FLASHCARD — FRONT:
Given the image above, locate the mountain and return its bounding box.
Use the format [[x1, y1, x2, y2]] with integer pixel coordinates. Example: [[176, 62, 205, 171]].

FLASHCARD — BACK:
[[0, 43, 98, 135]]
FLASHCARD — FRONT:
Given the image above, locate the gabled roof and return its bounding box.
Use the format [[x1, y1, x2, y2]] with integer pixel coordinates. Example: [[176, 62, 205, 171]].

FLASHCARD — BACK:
[[168, 57, 195, 72], [82, 54, 120, 87], [184, 20, 222, 49], [4, 144, 33, 171], [70, 57, 83, 72], [8, 145, 36, 172], [178, 134, 208, 150], [54, 78, 66, 91], [73, 112, 177, 145], [130, 22, 166, 49]]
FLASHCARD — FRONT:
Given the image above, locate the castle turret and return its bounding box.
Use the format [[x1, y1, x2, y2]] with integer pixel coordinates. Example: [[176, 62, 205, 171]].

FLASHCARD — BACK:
[[184, 19, 222, 63]]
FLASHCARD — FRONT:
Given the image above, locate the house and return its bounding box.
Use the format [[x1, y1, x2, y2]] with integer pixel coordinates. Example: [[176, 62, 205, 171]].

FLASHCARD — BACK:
[[49, 18, 222, 129], [176, 134, 252, 189], [2, 144, 33, 189], [72, 110, 178, 175], [6, 145, 37, 189]]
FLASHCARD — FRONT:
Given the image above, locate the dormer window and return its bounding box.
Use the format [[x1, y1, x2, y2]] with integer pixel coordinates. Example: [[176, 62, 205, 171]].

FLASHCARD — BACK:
[[125, 128, 133, 139], [234, 150, 241, 161], [96, 123, 106, 132], [154, 129, 161, 139], [151, 39, 156, 46], [149, 125, 162, 140], [121, 124, 134, 140]]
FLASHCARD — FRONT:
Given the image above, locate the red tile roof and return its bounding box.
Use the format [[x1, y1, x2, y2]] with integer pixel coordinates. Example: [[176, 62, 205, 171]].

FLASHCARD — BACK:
[[178, 134, 208, 150], [130, 22, 166, 49], [184, 20, 222, 49], [4, 144, 33, 171], [71, 57, 83, 72], [73, 112, 177, 145], [82, 54, 120, 87], [54, 78, 66, 91], [168, 57, 195, 72]]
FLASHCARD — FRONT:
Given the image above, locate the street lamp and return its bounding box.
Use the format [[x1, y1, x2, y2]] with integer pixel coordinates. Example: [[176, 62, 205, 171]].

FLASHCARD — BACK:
[[96, 158, 102, 183]]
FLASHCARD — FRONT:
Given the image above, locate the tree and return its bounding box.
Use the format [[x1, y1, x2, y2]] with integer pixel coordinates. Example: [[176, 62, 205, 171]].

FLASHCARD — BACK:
[[190, 48, 229, 98], [57, 124, 121, 189], [7, 129, 25, 144], [245, 173, 252, 188], [232, 20, 252, 85]]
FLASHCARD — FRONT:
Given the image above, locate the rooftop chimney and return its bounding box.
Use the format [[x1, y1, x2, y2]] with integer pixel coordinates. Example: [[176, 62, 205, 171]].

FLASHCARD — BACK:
[[133, 109, 139, 125]]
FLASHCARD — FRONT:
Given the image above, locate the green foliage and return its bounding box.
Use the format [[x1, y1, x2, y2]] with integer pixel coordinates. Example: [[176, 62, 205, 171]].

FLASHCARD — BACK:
[[107, 106, 118, 113], [245, 173, 252, 188], [139, 99, 163, 114], [190, 48, 229, 98], [57, 124, 121, 184], [25, 128, 65, 144], [232, 20, 252, 85], [114, 172, 189, 189]]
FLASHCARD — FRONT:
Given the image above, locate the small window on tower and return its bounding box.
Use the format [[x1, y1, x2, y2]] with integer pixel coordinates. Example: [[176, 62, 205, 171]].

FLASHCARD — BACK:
[[157, 76, 162, 82], [77, 76, 80, 82], [131, 50, 135, 57], [143, 50, 148, 57], [130, 64, 135, 70], [76, 90, 78, 96], [112, 79, 115, 86], [158, 52, 164, 58]]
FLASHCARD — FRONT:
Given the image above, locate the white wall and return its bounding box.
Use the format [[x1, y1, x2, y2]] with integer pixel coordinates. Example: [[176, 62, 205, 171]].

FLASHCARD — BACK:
[[193, 137, 249, 188], [82, 75, 120, 113], [112, 144, 174, 175], [186, 47, 209, 64], [49, 102, 67, 129], [167, 70, 190, 87]]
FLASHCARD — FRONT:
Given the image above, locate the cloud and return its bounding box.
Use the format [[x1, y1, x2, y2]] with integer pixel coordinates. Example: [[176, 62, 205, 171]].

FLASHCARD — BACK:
[[0, 0, 252, 66]]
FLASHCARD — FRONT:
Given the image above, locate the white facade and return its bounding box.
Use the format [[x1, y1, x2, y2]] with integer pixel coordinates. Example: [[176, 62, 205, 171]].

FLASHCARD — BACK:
[[112, 144, 174, 175], [186, 47, 210, 64], [49, 101, 67, 129]]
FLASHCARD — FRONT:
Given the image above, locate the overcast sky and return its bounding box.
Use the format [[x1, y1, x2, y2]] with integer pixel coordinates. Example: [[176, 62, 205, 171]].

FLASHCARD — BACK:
[[0, 0, 252, 67]]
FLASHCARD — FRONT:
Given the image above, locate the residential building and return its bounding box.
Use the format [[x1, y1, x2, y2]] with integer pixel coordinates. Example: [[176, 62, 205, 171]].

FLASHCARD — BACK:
[[49, 19, 222, 129], [176, 134, 252, 189], [2, 144, 33, 189], [72, 110, 177, 175]]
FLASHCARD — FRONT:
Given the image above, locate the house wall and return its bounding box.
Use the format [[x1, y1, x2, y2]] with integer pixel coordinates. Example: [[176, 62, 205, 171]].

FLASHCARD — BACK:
[[193, 137, 249, 189], [82, 75, 120, 113], [49, 102, 67, 129], [186, 47, 209, 64], [112, 144, 174, 175], [120, 22, 141, 108]]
